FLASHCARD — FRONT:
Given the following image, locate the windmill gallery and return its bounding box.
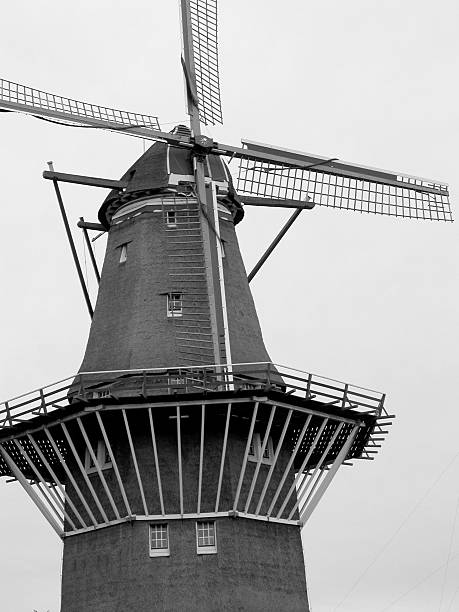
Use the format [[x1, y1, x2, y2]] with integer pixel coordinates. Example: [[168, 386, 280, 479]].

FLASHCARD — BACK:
[[0, 1, 452, 610]]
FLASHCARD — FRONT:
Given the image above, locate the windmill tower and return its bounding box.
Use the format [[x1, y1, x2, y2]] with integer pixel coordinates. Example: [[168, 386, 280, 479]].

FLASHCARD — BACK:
[[0, 2, 452, 611]]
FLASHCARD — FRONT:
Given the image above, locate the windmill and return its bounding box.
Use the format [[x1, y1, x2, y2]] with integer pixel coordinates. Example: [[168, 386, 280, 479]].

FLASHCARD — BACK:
[[0, 1, 452, 611]]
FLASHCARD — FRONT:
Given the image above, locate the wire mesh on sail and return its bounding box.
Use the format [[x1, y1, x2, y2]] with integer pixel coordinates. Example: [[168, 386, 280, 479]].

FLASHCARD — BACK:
[[237, 158, 452, 222], [189, 0, 223, 125], [0, 78, 161, 131]]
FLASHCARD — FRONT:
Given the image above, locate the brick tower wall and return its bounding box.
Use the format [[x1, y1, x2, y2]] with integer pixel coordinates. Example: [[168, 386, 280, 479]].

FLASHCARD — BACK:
[[78, 196, 274, 373], [61, 518, 308, 612]]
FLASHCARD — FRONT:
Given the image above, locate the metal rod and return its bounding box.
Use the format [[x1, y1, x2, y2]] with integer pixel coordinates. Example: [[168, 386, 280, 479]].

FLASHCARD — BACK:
[[233, 402, 259, 512], [122, 409, 149, 515], [79, 217, 100, 284], [76, 417, 120, 520], [267, 414, 312, 517], [215, 403, 231, 513], [27, 433, 87, 529], [248, 207, 304, 283], [47, 162, 93, 318], [255, 408, 293, 515], [44, 426, 97, 526], [0, 444, 63, 537], [148, 408, 165, 516], [244, 405, 276, 513], [197, 404, 205, 514], [60, 422, 109, 523], [176, 406, 184, 516], [300, 425, 359, 524]]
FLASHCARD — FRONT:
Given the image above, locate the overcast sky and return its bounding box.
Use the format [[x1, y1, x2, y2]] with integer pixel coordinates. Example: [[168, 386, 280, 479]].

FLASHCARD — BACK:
[[0, 1, 458, 610]]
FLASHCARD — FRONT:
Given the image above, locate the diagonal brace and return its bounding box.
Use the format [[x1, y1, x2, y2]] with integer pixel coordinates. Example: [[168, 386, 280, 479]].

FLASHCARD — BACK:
[[248, 202, 312, 283]]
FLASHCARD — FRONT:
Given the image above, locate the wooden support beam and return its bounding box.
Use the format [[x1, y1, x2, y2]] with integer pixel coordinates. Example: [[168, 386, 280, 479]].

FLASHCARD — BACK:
[[148, 408, 165, 516], [96, 412, 132, 518], [44, 427, 98, 527], [241, 196, 315, 209], [233, 402, 259, 512], [255, 408, 293, 515], [43, 170, 127, 190], [244, 405, 276, 513], [27, 433, 87, 529], [0, 444, 63, 537], [77, 220, 106, 232], [214, 403, 231, 513], [267, 414, 312, 517], [197, 404, 205, 514], [300, 425, 360, 524], [122, 409, 149, 515], [293, 422, 347, 520]]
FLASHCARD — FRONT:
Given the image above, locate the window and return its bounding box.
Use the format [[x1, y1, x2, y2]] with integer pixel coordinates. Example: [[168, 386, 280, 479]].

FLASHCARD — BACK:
[[149, 523, 170, 557], [220, 240, 226, 258], [167, 292, 183, 317], [248, 433, 274, 465], [196, 521, 217, 554], [119, 243, 128, 263], [84, 440, 112, 474], [166, 210, 177, 227]]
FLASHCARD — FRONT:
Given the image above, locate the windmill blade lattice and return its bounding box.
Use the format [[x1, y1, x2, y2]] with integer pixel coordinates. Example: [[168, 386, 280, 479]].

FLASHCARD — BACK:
[[0, 78, 162, 134], [189, 0, 223, 125], [235, 141, 452, 222]]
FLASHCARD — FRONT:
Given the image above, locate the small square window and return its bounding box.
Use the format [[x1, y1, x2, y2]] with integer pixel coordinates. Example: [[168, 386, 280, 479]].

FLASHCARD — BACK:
[[84, 440, 112, 474], [119, 243, 128, 263], [149, 524, 170, 557], [248, 433, 274, 465], [196, 521, 217, 554], [167, 292, 183, 317], [166, 210, 177, 227]]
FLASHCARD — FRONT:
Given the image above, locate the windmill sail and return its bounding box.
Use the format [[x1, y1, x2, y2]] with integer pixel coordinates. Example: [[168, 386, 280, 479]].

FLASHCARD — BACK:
[[186, 0, 223, 125], [233, 140, 452, 222], [0, 78, 172, 141]]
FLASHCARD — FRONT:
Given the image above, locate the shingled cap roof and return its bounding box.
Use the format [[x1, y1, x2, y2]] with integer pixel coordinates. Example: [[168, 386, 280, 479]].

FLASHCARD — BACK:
[[98, 125, 244, 228]]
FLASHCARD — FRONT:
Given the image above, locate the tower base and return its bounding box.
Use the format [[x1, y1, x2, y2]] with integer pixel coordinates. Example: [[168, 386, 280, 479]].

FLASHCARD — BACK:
[[61, 517, 309, 612]]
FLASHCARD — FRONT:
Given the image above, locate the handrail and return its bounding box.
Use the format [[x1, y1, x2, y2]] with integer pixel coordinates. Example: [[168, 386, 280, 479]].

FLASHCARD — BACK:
[[0, 362, 385, 430]]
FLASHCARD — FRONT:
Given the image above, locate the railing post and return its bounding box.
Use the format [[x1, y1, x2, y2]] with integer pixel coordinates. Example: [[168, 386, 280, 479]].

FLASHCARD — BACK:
[[378, 393, 386, 416], [5, 402, 12, 427], [266, 362, 272, 386], [305, 373, 312, 399], [77, 374, 85, 400], [342, 384, 348, 410], [142, 370, 147, 398], [39, 388, 48, 415]]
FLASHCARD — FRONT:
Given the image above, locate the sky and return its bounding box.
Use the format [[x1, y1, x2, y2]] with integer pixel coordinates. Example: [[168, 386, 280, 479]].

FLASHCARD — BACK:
[[0, 0, 458, 610]]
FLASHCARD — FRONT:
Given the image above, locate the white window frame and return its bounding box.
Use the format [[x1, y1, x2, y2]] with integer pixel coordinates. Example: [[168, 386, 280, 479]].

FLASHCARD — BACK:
[[166, 210, 177, 227], [84, 440, 112, 474], [248, 433, 274, 465], [167, 292, 183, 317], [196, 520, 217, 555], [119, 243, 128, 263], [149, 523, 170, 557]]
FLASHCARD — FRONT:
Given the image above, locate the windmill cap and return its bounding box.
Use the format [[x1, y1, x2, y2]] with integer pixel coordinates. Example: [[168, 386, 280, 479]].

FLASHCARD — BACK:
[[98, 126, 244, 228]]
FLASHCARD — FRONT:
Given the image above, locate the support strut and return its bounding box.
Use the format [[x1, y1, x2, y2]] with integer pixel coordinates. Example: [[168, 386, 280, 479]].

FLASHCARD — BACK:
[[47, 162, 94, 319], [248, 205, 307, 283], [79, 217, 101, 284]]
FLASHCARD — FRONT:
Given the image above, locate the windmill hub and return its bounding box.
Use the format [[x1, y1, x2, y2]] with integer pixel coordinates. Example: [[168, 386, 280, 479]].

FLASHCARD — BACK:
[[193, 134, 214, 154]]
